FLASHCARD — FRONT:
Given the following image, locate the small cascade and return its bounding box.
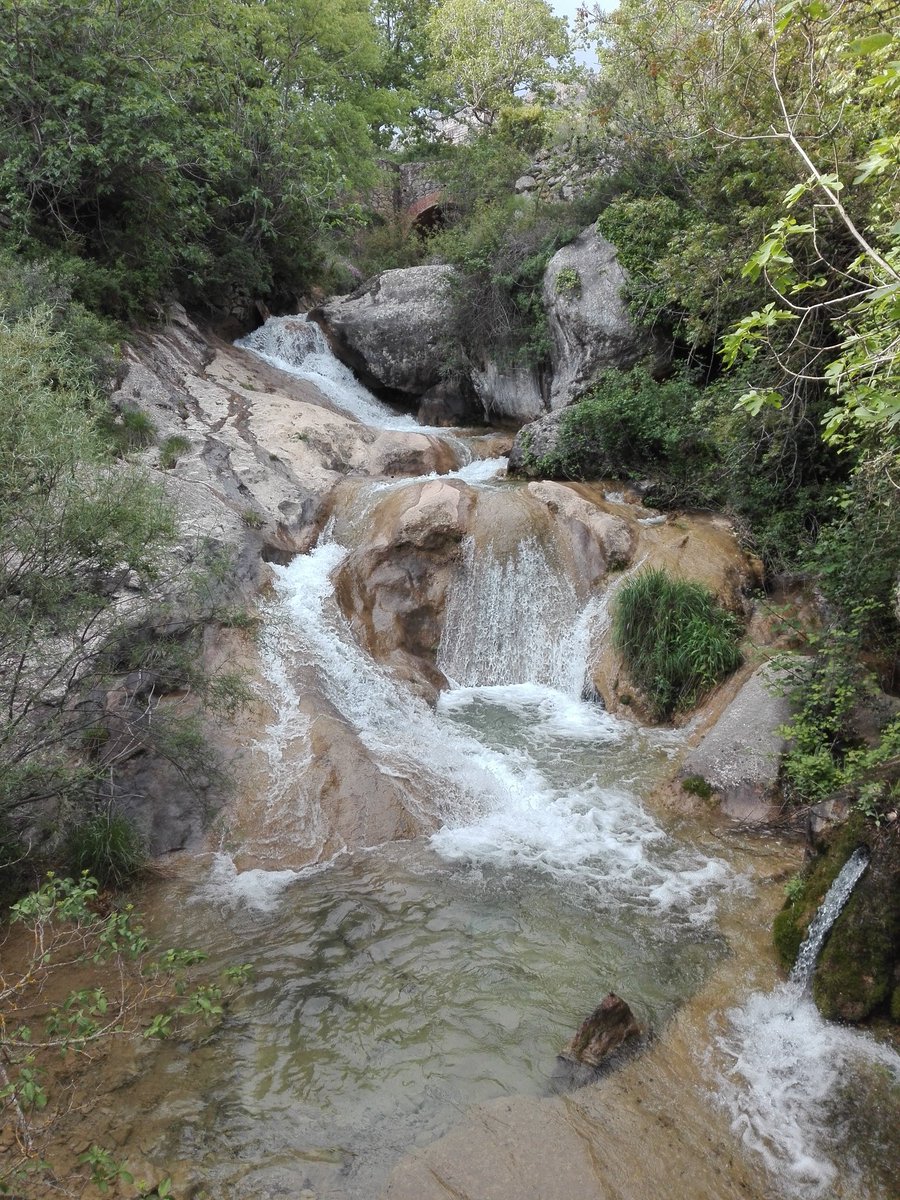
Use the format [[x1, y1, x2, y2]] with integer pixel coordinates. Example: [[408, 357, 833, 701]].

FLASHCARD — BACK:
[[437, 536, 597, 694], [714, 845, 899, 1196], [236, 314, 422, 431], [790, 846, 869, 990]]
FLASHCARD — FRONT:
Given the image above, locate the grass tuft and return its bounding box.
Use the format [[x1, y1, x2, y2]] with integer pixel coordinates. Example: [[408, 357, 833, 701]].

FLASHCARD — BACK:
[[612, 568, 742, 719], [66, 811, 147, 888]]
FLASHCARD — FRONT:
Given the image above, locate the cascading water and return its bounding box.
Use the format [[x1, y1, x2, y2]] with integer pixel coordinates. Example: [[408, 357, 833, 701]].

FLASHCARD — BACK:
[[438, 536, 596, 693], [789, 846, 869, 990], [236, 314, 423, 431], [713, 846, 899, 1196]]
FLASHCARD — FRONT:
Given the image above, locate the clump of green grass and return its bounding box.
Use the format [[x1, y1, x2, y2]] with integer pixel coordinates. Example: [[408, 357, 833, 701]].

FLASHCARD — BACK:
[[160, 434, 191, 469], [612, 568, 743, 720], [65, 811, 147, 888], [100, 408, 156, 455]]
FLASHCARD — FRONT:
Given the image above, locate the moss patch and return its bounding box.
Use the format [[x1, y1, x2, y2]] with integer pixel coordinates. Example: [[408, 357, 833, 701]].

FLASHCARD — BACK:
[[772, 812, 900, 1022]]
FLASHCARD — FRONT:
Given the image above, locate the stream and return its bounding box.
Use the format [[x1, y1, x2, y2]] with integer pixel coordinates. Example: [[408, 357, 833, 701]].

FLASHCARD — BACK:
[[117, 319, 900, 1200]]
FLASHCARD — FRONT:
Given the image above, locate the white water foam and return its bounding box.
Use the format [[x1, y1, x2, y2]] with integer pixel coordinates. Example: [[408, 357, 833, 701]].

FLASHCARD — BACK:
[[263, 541, 728, 915], [236, 314, 423, 431], [198, 853, 304, 912], [715, 983, 900, 1196], [438, 536, 600, 695]]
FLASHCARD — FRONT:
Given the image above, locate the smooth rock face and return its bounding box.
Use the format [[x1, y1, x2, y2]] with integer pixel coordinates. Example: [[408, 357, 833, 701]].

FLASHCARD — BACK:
[[313, 265, 457, 396], [528, 481, 634, 587], [680, 662, 793, 821], [471, 359, 547, 425], [560, 993, 642, 1067], [334, 480, 476, 701], [543, 227, 654, 408]]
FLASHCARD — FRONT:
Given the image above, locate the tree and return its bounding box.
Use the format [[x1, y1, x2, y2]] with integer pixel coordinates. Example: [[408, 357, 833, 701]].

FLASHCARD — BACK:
[[719, 3, 900, 451], [426, 0, 571, 126], [0, 0, 406, 316]]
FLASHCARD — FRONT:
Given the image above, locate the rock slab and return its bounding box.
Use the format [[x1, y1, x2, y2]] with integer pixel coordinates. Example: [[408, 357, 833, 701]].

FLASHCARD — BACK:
[[681, 662, 792, 821]]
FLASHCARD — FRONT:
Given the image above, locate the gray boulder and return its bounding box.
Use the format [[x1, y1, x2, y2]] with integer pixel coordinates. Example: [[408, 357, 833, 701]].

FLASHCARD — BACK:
[[470, 359, 547, 425], [313, 265, 457, 396], [681, 662, 793, 822], [507, 406, 567, 476], [544, 227, 654, 408]]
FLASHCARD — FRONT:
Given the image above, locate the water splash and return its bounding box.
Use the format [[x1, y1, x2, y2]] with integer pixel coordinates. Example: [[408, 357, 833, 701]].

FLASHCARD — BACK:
[[790, 846, 869, 990], [713, 846, 898, 1197], [236, 314, 422, 431], [259, 539, 726, 914]]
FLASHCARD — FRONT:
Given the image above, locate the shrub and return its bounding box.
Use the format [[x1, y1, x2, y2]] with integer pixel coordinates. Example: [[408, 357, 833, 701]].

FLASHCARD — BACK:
[[159, 435, 191, 470], [612, 569, 743, 719], [554, 266, 581, 295], [527, 368, 716, 499], [65, 812, 147, 888]]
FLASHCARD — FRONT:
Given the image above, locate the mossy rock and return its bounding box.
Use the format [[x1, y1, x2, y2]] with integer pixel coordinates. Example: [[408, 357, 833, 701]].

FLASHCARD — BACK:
[[771, 812, 869, 971], [813, 821, 900, 1022], [772, 812, 900, 1022]]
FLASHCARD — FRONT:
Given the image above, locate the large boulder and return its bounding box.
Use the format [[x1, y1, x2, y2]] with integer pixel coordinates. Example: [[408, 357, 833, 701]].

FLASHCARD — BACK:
[[334, 480, 476, 702], [680, 662, 793, 821], [543, 227, 656, 408], [313, 265, 457, 397]]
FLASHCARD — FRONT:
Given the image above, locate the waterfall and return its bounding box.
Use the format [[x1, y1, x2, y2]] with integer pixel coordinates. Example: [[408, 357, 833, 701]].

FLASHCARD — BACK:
[[437, 536, 598, 694], [714, 845, 899, 1195], [790, 847, 869, 990], [235, 315, 422, 431]]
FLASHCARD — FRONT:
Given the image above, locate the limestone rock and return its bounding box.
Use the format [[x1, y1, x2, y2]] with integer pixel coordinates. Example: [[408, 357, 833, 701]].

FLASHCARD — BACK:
[[471, 359, 547, 425], [543, 227, 657, 408], [527, 481, 635, 587], [559, 993, 642, 1067], [313, 265, 457, 396], [334, 480, 476, 696], [680, 662, 793, 821]]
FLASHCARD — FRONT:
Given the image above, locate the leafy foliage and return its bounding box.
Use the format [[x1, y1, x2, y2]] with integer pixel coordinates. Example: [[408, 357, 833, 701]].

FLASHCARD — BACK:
[[612, 569, 743, 719], [0, 0, 405, 317], [65, 812, 147, 888], [426, 0, 570, 127], [0, 874, 250, 1195]]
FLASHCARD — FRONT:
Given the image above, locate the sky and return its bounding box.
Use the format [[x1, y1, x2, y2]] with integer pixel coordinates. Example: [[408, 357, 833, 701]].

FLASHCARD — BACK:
[[551, 0, 618, 69]]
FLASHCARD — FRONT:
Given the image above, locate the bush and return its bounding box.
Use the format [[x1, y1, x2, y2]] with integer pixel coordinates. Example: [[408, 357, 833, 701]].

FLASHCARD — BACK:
[[65, 812, 147, 888], [160, 435, 191, 470], [526, 368, 716, 499], [612, 569, 743, 719]]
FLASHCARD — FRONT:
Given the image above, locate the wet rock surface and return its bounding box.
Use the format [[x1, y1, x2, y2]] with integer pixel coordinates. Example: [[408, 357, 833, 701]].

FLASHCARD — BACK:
[[334, 481, 475, 700], [559, 993, 642, 1067], [680, 662, 793, 822]]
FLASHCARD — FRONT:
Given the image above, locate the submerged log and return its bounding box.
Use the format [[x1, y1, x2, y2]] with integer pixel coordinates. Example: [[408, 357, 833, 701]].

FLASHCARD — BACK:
[[559, 993, 642, 1068]]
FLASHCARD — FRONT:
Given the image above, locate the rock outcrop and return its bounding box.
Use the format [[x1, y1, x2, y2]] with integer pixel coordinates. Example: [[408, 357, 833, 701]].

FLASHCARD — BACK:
[[680, 662, 793, 822], [334, 480, 477, 702], [470, 359, 547, 425], [527, 481, 635, 587], [543, 227, 657, 409], [559, 993, 642, 1067], [313, 265, 457, 397]]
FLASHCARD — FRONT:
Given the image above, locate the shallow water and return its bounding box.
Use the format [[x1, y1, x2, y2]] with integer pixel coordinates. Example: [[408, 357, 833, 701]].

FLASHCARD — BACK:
[[138, 838, 727, 1199]]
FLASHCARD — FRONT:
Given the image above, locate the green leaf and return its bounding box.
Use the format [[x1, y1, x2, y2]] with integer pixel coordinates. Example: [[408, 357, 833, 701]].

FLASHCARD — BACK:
[[849, 33, 893, 55]]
